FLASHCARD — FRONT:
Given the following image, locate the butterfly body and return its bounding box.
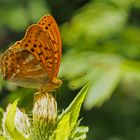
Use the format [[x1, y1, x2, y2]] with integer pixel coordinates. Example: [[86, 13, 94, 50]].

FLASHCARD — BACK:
[[0, 15, 62, 92]]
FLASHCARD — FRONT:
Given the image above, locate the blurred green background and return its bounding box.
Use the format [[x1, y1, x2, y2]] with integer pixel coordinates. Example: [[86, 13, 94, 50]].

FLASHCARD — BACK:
[[0, 0, 140, 140]]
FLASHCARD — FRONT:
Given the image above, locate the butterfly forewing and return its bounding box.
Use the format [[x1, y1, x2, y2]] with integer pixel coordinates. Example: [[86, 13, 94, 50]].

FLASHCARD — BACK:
[[38, 15, 62, 78], [20, 24, 55, 81]]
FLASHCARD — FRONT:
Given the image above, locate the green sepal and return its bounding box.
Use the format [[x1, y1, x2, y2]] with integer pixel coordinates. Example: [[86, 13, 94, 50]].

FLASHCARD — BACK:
[[4, 99, 28, 140]]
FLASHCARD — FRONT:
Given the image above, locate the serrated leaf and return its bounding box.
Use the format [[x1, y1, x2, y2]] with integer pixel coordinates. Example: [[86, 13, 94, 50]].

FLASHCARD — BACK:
[[59, 83, 90, 133], [4, 99, 27, 140], [84, 66, 122, 110]]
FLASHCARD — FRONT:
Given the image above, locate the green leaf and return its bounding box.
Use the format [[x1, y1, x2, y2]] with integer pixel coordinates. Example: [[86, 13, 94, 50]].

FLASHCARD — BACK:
[[70, 119, 89, 140], [71, 126, 89, 140], [70, 119, 82, 138], [61, 1, 129, 49], [59, 83, 90, 132], [0, 136, 6, 140], [84, 66, 122, 110], [4, 99, 27, 140], [54, 112, 71, 140]]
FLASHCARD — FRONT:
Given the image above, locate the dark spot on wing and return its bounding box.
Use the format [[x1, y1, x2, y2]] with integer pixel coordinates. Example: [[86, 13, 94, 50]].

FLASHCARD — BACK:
[[31, 48, 34, 52], [54, 50, 58, 54], [33, 44, 37, 48], [38, 52, 42, 56], [44, 47, 48, 50], [25, 44, 28, 47], [47, 65, 52, 69], [48, 62, 53, 64]]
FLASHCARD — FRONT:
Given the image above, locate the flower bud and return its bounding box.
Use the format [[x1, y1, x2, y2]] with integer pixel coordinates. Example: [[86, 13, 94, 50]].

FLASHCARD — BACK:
[[33, 91, 57, 124]]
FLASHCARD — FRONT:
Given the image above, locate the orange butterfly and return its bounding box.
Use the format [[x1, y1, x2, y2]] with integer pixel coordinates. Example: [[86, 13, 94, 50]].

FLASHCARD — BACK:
[[0, 14, 62, 92]]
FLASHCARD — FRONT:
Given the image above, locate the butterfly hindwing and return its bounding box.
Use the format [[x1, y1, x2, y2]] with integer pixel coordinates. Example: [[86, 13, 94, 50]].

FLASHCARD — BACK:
[[0, 41, 50, 88]]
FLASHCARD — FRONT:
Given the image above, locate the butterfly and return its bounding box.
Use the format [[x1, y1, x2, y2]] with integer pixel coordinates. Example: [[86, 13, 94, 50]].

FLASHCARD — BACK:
[[0, 14, 62, 93]]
